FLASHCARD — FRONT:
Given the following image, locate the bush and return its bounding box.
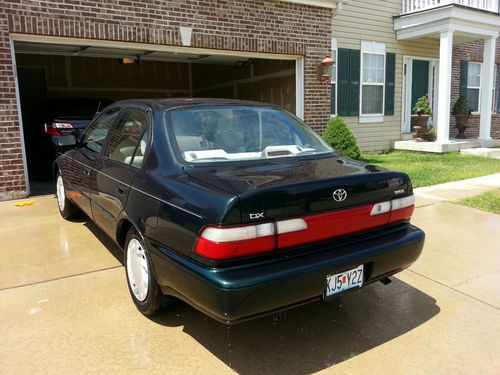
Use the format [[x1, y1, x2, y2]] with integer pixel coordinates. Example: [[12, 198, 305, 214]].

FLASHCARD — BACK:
[[322, 116, 361, 160], [452, 96, 471, 115]]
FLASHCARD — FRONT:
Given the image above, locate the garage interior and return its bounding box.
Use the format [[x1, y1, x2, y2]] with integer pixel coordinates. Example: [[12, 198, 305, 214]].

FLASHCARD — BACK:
[[14, 41, 296, 194]]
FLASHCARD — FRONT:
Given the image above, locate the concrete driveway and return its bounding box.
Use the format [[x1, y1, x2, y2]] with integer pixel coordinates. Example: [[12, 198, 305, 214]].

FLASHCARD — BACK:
[[1, 175, 499, 374]]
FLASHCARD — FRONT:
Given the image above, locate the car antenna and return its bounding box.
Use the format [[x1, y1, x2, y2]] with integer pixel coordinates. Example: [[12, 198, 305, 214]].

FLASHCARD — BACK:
[[96, 100, 102, 113]]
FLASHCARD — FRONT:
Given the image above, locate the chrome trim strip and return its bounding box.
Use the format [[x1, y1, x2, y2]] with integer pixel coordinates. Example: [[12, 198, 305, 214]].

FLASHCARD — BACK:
[[61, 154, 203, 219]]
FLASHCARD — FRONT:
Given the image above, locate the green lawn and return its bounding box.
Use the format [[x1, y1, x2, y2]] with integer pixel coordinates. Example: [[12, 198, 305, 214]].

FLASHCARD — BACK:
[[361, 151, 500, 188], [456, 189, 500, 214]]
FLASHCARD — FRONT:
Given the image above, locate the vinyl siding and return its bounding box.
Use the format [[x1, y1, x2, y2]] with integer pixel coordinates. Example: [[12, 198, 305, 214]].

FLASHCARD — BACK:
[[332, 0, 440, 151]]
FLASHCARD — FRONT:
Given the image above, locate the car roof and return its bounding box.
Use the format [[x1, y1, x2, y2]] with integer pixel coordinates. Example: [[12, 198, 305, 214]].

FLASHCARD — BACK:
[[109, 98, 280, 110]]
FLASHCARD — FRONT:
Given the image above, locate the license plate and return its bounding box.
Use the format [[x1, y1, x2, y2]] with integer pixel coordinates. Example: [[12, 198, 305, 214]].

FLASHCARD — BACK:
[[325, 265, 364, 298]]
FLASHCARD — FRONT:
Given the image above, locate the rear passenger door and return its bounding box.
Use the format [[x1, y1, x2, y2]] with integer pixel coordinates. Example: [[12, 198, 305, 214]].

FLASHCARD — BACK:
[[90, 106, 151, 238]]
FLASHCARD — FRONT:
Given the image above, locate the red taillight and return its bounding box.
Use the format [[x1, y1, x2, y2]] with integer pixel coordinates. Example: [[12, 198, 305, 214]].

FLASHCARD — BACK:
[[195, 223, 276, 259], [195, 195, 415, 260], [195, 236, 275, 259], [44, 122, 74, 136]]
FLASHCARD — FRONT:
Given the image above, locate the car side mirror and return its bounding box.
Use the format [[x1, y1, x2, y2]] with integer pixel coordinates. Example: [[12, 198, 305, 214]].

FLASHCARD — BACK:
[[55, 135, 77, 147]]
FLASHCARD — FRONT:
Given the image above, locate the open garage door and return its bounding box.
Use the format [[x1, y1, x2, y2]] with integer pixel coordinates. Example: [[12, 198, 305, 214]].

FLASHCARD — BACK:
[[13, 38, 302, 193]]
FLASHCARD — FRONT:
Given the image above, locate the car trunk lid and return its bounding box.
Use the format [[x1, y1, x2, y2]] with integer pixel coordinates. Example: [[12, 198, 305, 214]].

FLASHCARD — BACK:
[[184, 155, 412, 224]]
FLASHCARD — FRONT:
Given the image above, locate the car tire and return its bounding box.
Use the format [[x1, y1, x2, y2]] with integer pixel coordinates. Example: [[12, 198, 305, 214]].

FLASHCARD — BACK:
[[124, 228, 164, 316], [56, 171, 80, 219]]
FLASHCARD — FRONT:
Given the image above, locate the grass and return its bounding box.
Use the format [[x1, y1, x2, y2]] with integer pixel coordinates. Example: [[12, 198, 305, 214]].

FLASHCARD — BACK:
[[361, 151, 500, 188], [456, 189, 500, 214]]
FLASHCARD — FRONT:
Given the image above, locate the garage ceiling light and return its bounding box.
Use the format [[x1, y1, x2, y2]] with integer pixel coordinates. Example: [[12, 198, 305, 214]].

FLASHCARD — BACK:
[[121, 57, 135, 64]]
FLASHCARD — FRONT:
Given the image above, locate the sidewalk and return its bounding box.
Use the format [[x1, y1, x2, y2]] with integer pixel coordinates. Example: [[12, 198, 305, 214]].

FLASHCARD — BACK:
[[413, 172, 500, 207]]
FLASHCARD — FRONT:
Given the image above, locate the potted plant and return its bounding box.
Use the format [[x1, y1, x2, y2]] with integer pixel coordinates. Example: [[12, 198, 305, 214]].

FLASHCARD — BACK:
[[411, 95, 433, 142], [451, 96, 471, 139]]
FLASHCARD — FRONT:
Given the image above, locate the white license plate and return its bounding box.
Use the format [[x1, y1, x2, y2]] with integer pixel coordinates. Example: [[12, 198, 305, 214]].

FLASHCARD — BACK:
[[325, 265, 364, 298]]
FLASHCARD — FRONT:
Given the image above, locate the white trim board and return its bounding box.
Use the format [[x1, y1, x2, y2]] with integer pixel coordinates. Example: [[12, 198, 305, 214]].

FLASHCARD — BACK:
[[11, 34, 302, 61], [279, 0, 337, 9]]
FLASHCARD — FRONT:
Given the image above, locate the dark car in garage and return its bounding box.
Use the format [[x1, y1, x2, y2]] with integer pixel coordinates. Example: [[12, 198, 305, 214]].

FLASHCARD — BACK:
[[28, 97, 112, 179], [54, 98, 425, 323]]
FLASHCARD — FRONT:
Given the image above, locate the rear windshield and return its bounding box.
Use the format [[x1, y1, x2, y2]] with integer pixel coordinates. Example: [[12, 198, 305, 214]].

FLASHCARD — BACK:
[[165, 105, 332, 163]]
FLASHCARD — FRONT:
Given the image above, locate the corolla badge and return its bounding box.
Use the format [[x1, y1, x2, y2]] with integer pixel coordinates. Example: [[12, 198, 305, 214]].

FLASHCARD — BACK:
[[332, 189, 348, 202]]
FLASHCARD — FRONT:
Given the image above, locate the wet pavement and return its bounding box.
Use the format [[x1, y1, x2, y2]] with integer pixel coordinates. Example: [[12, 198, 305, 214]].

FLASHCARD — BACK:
[[1, 174, 499, 374]]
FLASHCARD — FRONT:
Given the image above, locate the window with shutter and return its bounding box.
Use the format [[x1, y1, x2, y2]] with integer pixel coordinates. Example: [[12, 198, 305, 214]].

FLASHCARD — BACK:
[[459, 60, 468, 99], [337, 48, 350, 116], [467, 62, 481, 112], [349, 50, 360, 117], [385, 53, 396, 116], [360, 41, 385, 123]]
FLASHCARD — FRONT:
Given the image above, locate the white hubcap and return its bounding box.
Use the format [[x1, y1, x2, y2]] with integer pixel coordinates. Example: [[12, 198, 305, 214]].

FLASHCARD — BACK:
[[127, 238, 149, 302], [56, 175, 65, 211]]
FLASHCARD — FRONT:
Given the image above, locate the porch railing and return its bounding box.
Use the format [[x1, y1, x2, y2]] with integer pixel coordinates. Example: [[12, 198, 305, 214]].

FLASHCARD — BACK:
[[401, 0, 499, 14]]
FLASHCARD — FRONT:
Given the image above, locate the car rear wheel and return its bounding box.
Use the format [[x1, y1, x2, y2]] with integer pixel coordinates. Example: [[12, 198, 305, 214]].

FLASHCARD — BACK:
[[125, 228, 164, 315], [56, 171, 80, 219]]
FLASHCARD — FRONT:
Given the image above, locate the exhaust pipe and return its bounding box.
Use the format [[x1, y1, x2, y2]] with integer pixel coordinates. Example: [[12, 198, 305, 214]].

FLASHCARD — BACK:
[[380, 277, 392, 285]]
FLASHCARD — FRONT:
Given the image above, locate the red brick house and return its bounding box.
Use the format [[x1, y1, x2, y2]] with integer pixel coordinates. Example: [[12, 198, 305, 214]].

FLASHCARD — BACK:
[[0, 0, 335, 200]]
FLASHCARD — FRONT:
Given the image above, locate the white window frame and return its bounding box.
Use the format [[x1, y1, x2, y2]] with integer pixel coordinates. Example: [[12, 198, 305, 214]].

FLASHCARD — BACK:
[[331, 38, 338, 116], [467, 62, 481, 113], [467, 61, 499, 114], [359, 41, 386, 123]]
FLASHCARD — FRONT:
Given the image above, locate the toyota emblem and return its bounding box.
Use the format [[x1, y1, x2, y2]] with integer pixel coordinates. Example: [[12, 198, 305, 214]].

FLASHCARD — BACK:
[[332, 189, 347, 202]]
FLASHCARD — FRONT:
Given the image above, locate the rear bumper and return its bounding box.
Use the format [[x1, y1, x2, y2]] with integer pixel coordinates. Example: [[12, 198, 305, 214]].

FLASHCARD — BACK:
[[149, 224, 425, 324]]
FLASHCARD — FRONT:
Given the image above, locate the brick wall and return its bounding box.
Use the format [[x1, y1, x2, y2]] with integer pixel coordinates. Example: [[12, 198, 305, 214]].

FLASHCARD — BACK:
[[0, 1, 332, 199], [451, 39, 500, 140]]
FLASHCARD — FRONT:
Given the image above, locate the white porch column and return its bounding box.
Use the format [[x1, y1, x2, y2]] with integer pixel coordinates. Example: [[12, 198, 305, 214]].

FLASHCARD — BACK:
[[478, 36, 497, 143], [436, 30, 453, 143]]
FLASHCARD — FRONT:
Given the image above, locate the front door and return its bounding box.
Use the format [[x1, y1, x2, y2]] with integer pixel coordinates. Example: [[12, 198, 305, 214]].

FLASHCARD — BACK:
[[403, 58, 438, 134], [411, 60, 429, 107], [411, 60, 429, 131]]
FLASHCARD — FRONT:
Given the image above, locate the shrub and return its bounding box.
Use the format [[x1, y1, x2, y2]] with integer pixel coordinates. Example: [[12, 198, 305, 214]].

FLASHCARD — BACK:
[[451, 96, 472, 115], [412, 95, 432, 115], [425, 124, 437, 141], [322, 116, 361, 160]]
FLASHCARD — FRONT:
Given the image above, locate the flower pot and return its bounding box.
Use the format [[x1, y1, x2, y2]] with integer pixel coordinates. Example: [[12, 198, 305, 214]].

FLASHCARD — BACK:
[[411, 114, 431, 142], [453, 114, 470, 139]]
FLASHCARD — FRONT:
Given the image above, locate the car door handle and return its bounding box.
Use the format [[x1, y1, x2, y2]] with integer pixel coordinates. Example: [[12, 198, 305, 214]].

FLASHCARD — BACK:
[[116, 185, 127, 195]]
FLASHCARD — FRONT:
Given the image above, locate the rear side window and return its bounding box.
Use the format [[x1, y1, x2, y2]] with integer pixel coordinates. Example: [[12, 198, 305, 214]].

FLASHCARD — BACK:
[[106, 108, 150, 168], [81, 109, 120, 154]]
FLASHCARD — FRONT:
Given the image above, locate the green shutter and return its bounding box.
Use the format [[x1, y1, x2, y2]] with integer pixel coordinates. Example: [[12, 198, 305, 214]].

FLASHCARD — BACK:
[[459, 60, 468, 99], [385, 52, 396, 116], [497, 64, 500, 113], [348, 49, 360, 116], [337, 48, 350, 116]]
